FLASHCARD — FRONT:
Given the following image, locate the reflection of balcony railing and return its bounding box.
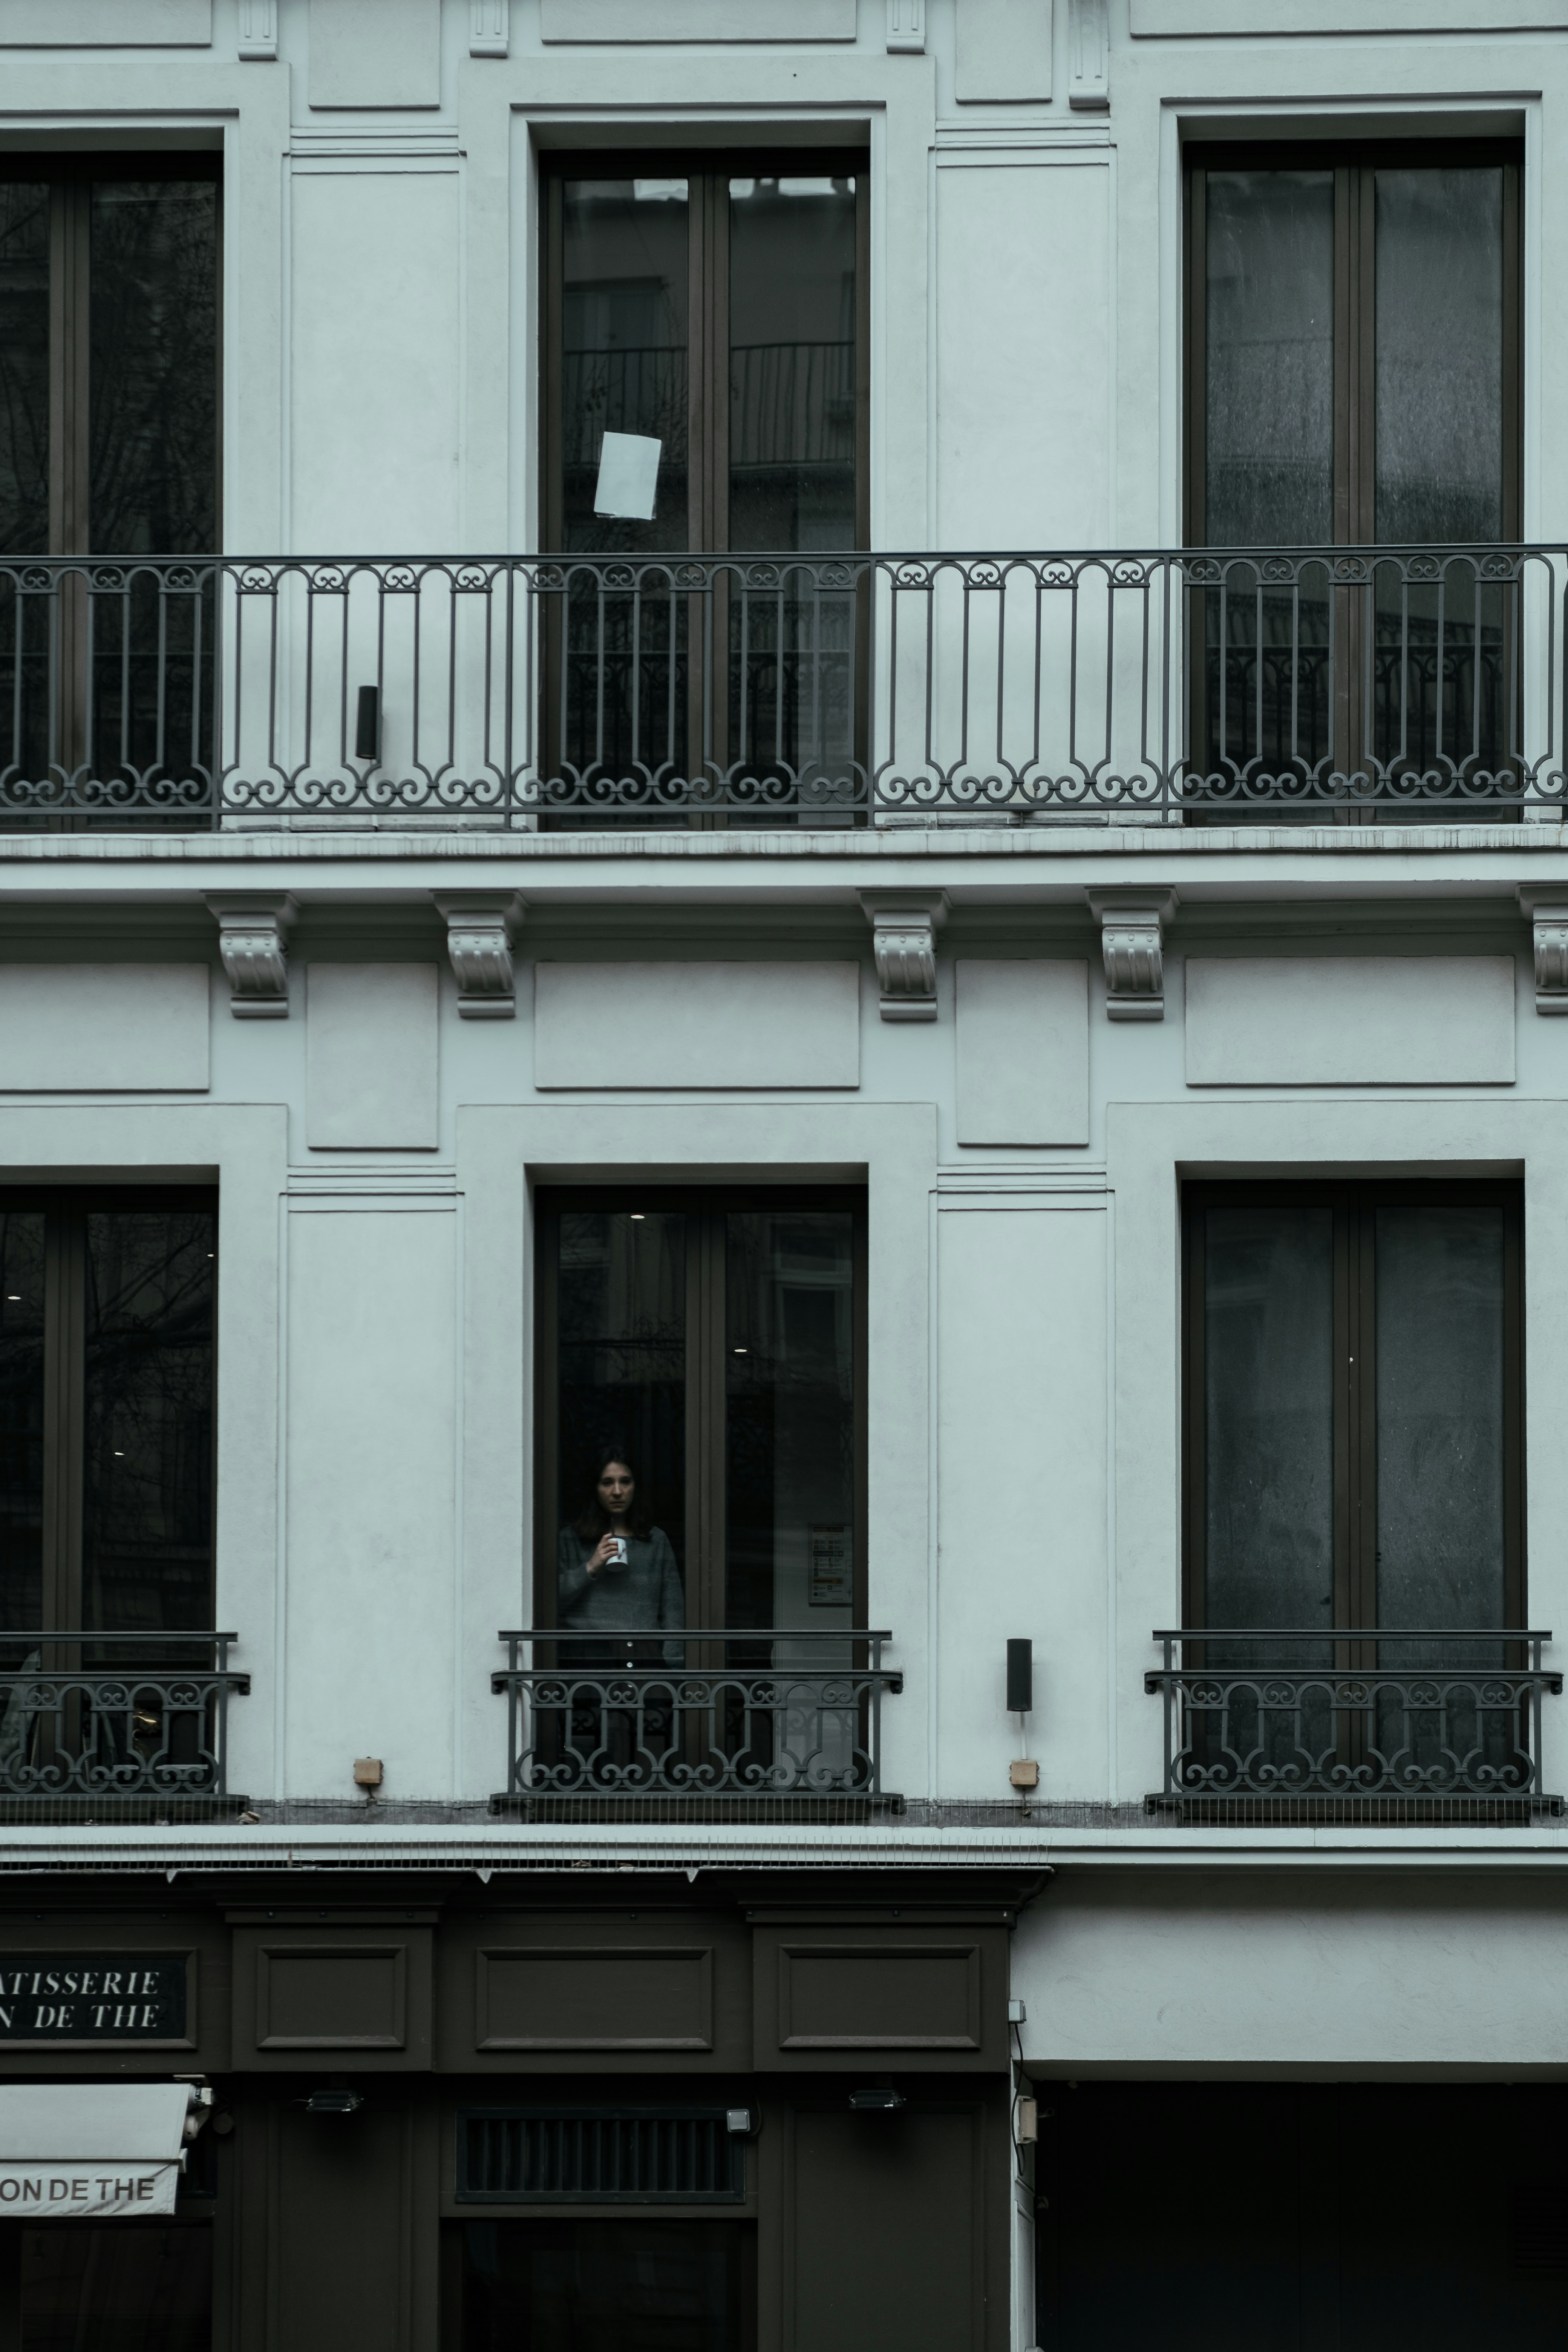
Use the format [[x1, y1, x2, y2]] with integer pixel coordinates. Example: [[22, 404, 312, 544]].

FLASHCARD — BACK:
[[2, 545, 1563, 824], [0, 1632, 248, 1813], [492, 1626, 900, 1806], [1146, 1628, 1562, 1822]]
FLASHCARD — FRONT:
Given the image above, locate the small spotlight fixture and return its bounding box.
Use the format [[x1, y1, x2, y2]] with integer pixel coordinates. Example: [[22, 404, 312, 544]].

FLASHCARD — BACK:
[[848, 2086, 905, 2112], [303, 2089, 363, 2116]]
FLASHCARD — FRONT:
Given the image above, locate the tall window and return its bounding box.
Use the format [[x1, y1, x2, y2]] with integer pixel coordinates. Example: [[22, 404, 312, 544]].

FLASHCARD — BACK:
[[1184, 145, 1521, 801], [534, 1189, 865, 1630], [0, 1193, 217, 1638], [1183, 1181, 1523, 1636], [0, 156, 220, 821], [539, 156, 868, 820], [0, 157, 218, 557]]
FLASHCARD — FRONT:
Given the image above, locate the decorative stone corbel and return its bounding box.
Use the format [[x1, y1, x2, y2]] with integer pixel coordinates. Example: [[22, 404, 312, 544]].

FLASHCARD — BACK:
[[206, 893, 297, 1019], [887, 0, 925, 51], [1086, 889, 1178, 1020], [1067, 0, 1109, 108], [1518, 887, 1568, 1013], [470, 0, 509, 55], [237, 0, 278, 59], [433, 892, 525, 1019], [860, 891, 949, 1021]]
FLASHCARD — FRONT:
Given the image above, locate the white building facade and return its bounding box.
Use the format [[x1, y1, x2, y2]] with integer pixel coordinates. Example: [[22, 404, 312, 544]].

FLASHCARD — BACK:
[[0, 0, 1562, 2345]]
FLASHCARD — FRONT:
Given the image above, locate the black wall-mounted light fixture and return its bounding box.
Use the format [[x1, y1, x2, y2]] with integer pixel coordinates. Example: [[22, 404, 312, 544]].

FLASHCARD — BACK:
[[1008, 1638, 1039, 1792], [354, 684, 381, 762], [848, 2086, 906, 2112], [303, 2089, 363, 2116]]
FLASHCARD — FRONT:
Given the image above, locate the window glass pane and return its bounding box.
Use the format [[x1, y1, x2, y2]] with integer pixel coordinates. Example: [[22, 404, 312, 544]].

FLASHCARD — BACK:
[[727, 175, 857, 552], [725, 1210, 854, 1631], [459, 2219, 747, 2352], [1375, 168, 1503, 544], [1202, 1205, 1335, 1636], [89, 181, 218, 553], [21, 2224, 212, 2352], [1205, 170, 1334, 545], [0, 1211, 44, 1636], [0, 183, 49, 555], [553, 1211, 687, 1623], [1374, 1204, 1507, 1629], [81, 1209, 215, 1633], [561, 179, 689, 554]]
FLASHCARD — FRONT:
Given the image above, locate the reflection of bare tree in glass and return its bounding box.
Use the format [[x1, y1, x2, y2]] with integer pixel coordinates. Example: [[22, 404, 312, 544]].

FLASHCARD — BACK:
[[89, 185, 217, 556], [83, 1212, 214, 1637], [0, 1215, 44, 1637], [0, 185, 49, 556]]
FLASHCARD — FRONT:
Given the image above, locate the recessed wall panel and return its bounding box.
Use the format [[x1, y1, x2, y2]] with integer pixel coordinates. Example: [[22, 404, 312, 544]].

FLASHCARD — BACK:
[[0, 966, 209, 1092], [1184, 957, 1516, 1086], [937, 161, 1108, 545], [305, 964, 439, 1147], [533, 962, 861, 1089], [956, 960, 1089, 1145]]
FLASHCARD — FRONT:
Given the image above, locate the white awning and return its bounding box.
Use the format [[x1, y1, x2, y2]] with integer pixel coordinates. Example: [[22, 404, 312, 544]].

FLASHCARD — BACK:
[[0, 2084, 193, 2218]]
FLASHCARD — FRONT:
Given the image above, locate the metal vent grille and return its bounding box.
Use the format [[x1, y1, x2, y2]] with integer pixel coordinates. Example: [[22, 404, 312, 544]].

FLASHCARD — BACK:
[[1511, 2186, 1568, 2271], [457, 2110, 744, 2205]]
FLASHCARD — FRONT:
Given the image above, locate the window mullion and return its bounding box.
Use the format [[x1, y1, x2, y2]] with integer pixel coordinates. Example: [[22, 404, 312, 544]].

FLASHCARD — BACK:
[[691, 1211, 727, 1635], [47, 180, 91, 560], [40, 1207, 86, 1638]]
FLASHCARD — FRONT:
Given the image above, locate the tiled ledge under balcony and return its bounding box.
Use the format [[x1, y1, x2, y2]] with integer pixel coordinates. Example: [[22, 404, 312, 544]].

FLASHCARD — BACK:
[[2, 546, 1562, 830]]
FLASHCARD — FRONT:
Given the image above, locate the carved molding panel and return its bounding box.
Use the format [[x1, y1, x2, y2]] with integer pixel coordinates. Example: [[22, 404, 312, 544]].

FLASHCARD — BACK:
[[860, 892, 949, 1022], [887, 0, 925, 48], [207, 893, 297, 1019], [1519, 887, 1568, 1013], [1087, 888, 1177, 1020], [433, 892, 525, 1019]]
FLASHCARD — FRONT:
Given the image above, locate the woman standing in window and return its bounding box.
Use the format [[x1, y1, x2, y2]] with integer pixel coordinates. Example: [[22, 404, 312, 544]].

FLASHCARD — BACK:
[[557, 1447, 684, 1661]]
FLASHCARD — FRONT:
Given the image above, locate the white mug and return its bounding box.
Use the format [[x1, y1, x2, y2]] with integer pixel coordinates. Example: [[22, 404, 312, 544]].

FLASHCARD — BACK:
[[606, 1537, 629, 1569]]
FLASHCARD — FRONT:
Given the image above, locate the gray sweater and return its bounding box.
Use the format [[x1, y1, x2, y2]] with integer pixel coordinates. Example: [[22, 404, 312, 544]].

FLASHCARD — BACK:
[[556, 1527, 685, 1662]]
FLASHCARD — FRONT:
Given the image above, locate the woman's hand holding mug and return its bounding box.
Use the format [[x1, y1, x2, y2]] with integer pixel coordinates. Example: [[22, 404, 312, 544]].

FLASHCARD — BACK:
[[585, 1532, 629, 1577]]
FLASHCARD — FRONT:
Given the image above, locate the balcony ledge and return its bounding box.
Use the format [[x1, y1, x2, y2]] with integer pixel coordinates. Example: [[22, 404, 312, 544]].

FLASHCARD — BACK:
[[0, 820, 1562, 868]]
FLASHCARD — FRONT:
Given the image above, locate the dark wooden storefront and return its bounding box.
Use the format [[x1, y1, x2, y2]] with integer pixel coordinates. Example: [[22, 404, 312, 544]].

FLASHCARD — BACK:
[[0, 1867, 1029, 2352]]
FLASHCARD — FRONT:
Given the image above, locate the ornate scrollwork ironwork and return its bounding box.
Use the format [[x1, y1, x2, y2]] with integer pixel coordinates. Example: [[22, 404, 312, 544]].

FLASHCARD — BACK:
[[493, 1629, 900, 1801], [1146, 1628, 1562, 1805]]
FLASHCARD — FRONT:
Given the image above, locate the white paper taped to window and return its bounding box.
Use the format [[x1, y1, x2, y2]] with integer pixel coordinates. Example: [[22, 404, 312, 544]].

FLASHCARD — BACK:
[[594, 432, 661, 521]]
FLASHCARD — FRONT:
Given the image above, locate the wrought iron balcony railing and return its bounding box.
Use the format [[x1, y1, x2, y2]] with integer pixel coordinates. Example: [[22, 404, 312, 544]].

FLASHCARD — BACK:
[[1, 544, 1562, 824], [0, 1632, 248, 1811], [1147, 1628, 1563, 1821], [492, 1627, 900, 1806]]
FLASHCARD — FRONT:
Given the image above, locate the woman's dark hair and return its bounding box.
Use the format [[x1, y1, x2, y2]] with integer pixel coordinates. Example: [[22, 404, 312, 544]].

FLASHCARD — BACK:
[[572, 1444, 654, 1543]]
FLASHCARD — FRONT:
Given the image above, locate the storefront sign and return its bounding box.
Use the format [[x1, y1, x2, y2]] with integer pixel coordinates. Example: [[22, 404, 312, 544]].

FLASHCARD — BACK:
[[0, 2083, 194, 2223], [0, 2161, 179, 2218], [0, 1956, 185, 2041]]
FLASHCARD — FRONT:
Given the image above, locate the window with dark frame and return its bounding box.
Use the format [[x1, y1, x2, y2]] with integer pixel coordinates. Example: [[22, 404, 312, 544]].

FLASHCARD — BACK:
[[0, 155, 220, 561], [538, 154, 870, 825], [533, 1188, 867, 1634], [1184, 142, 1522, 807], [0, 1191, 217, 1642], [0, 155, 220, 827], [1183, 1180, 1524, 1639]]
